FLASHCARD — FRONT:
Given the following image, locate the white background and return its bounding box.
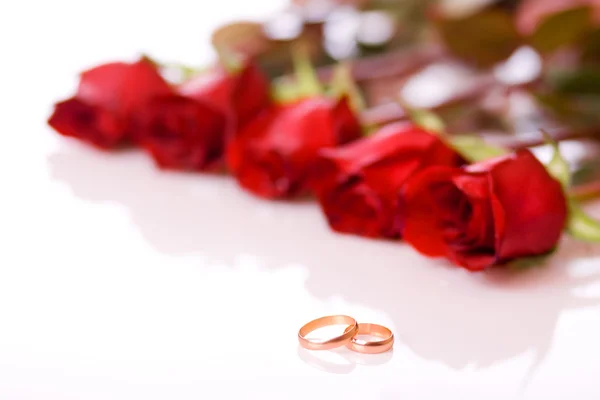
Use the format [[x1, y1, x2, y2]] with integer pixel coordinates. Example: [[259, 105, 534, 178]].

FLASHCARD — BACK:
[[1, 1, 600, 399]]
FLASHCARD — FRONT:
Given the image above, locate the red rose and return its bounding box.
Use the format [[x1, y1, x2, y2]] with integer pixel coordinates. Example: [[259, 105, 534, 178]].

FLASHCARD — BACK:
[[400, 149, 568, 271], [47, 58, 172, 149], [179, 60, 270, 129], [134, 95, 227, 170], [226, 96, 362, 198], [311, 123, 465, 238], [134, 61, 269, 171]]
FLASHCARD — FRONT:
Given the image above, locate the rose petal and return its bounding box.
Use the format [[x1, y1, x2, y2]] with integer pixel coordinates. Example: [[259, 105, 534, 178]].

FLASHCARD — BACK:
[[330, 96, 364, 145], [47, 97, 125, 149], [403, 167, 499, 270], [49, 58, 173, 149], [319, 176, 386, 237], [236, 149, 295, 198], [318, 123, 443, 174], [226, 108, 277, 174], [313, 123, 465, 238], [232, 61, 271, 127], [179, 60, 270, 132], [402, 149, 567, 270], [227, 97, 362, 199], [77, 62, 131, 105], [136, 95, 227, 170], [78, 58, 171, 113], [179, 67, 234, 113], [118, 59, 173, 113], [488, 150, 568, 260], [401, 166, 461, 257], [451, 172, 490, 200]]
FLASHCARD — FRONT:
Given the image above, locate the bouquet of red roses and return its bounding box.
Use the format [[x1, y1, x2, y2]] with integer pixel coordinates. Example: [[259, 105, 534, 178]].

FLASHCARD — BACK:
[[48, 0, 600, 272]]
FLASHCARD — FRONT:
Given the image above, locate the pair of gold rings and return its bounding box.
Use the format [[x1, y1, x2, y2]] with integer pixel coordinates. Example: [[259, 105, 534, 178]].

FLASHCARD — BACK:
[[298, 315, 394, 354]]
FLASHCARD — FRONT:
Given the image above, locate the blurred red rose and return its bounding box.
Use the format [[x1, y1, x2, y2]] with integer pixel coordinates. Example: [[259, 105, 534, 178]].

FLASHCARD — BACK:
[[226, 96, 362, 198], [47, 58, 172, 149], [134, 95, 227, 171], [179, 60, 271, 130], [134, 60, 270, 171], [311, 123, 465, 238], [400, 150, 568, 271]]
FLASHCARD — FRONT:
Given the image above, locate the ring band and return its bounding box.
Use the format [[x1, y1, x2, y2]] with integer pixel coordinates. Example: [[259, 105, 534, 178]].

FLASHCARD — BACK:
[[298, 315, 358, 351], [345, 323, 394, 354]]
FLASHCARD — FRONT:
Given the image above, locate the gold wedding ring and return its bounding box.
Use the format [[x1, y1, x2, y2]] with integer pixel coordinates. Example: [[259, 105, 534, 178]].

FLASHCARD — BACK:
[[298, 315, 358, 350], [345, 323, 394, 354]]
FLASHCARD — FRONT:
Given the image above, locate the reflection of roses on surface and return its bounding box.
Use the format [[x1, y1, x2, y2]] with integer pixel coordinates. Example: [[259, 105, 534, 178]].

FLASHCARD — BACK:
[[48, 148, 600, 376]]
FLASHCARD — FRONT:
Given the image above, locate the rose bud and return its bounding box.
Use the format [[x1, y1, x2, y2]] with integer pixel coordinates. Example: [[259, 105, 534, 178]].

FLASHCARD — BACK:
[[226, 96, 362, 199], [311, 123, 466, 238], [47, 58, 172, 149], [134, 60, 270, 171], [399, 149, 568, 271]]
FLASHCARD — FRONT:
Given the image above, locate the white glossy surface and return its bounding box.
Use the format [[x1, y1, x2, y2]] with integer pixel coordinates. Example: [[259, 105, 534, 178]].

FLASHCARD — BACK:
[[1, 1, 600, 399]]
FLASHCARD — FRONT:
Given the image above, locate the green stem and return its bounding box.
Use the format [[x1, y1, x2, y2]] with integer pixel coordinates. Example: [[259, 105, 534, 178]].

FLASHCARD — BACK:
[[329, 63, 366, 114], [292, 45, 323, 98]]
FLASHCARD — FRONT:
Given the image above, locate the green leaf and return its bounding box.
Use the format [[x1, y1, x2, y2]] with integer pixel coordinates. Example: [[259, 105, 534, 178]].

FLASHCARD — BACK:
[[542, 130, 571, 188], [536, 68, 600, 127], [292, 45, 323, 98], [329, 63, 366, 113], [449, 135, 509, 162], [551, 68, 600, 96], [271, 46, 327, 104], [407, 108, 446, 134], [363, 124, 380, 136], [433, 8, 522, 68], [567, 199, 600, 242], [177, 65, 208, 81], [530, 6, 593, 54], [535, 92, 600, 127], [508, 254, 550, 271], [582, 27, 600, 64]]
